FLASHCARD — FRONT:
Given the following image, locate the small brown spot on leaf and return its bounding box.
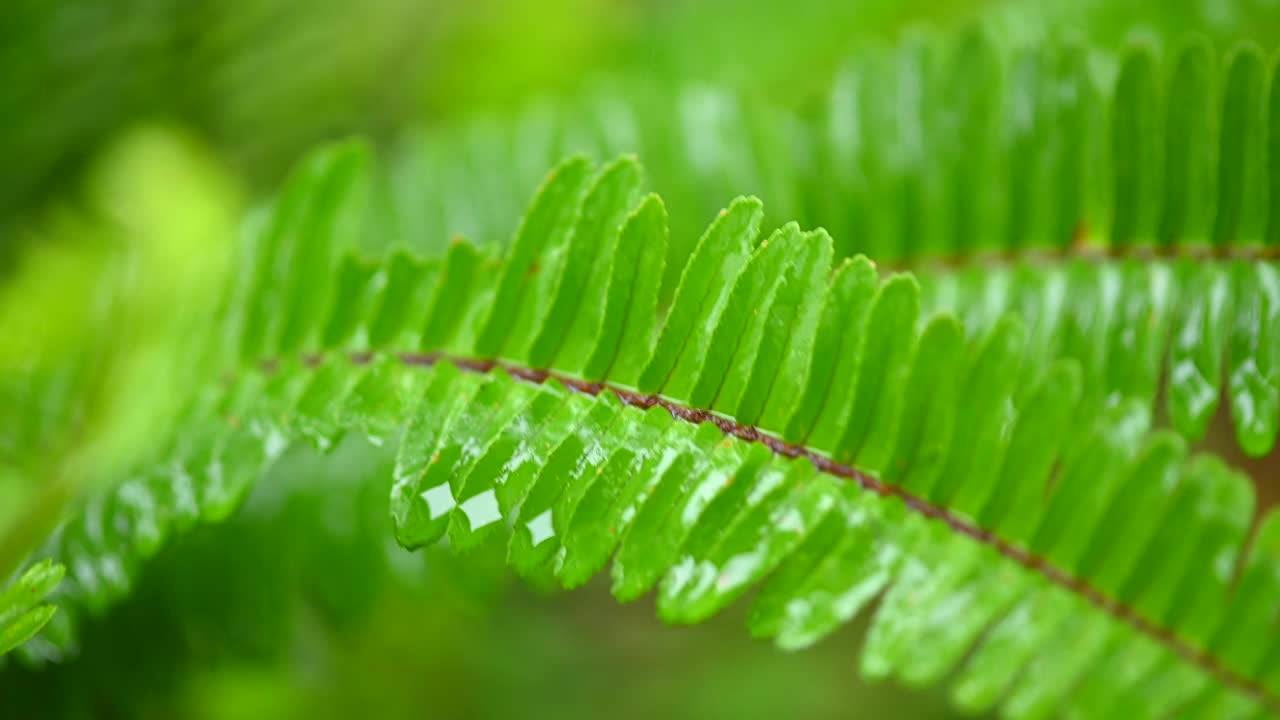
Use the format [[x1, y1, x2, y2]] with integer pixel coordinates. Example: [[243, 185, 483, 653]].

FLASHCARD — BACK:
[[1072, 221, 1090, 248]]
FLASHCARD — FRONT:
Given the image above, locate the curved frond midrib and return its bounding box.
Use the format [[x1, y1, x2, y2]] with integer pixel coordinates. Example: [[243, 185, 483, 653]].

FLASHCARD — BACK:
[[878, 240, 1280, 274], [263, 347, 1279, 713]]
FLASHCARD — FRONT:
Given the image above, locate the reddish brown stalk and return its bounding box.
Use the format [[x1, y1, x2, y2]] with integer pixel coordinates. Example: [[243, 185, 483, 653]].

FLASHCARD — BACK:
[[287, 350, 1277, 711], [881, 239, 1280, 273]]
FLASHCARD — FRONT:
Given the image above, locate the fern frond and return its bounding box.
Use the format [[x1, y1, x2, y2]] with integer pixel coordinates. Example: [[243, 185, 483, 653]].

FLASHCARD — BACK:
[[394, 34, 1280, 256], [922, 258, 1280, 456], [20, 145, 1280, 719], [389, 32, 1280, 457], [0, 560, 63, 658]]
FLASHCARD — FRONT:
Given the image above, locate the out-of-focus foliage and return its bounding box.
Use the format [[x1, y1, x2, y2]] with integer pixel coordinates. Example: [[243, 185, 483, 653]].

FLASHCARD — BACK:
[[0, 128, 240, 590], [4, 1, 1280, 718], [0, 0, 996, 259], [12, 0, 1279, 253]]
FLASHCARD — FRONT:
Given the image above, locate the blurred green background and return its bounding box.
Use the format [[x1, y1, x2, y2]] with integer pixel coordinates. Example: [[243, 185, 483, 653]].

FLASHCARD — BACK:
[[3, 0, 1279, 717]]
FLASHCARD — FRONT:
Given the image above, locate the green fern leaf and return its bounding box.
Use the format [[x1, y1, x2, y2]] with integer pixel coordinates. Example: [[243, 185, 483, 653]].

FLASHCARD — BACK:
[[388, 32, 1280, 459], [0, 560, 64, 657], [16, 141, 1280, 719]]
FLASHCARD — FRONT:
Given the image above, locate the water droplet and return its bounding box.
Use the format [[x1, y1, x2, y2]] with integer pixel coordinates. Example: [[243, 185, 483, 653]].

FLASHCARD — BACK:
[[526, 509, 556, 546], [420, 482, 455, 519], [460, 489, 501, 530]]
